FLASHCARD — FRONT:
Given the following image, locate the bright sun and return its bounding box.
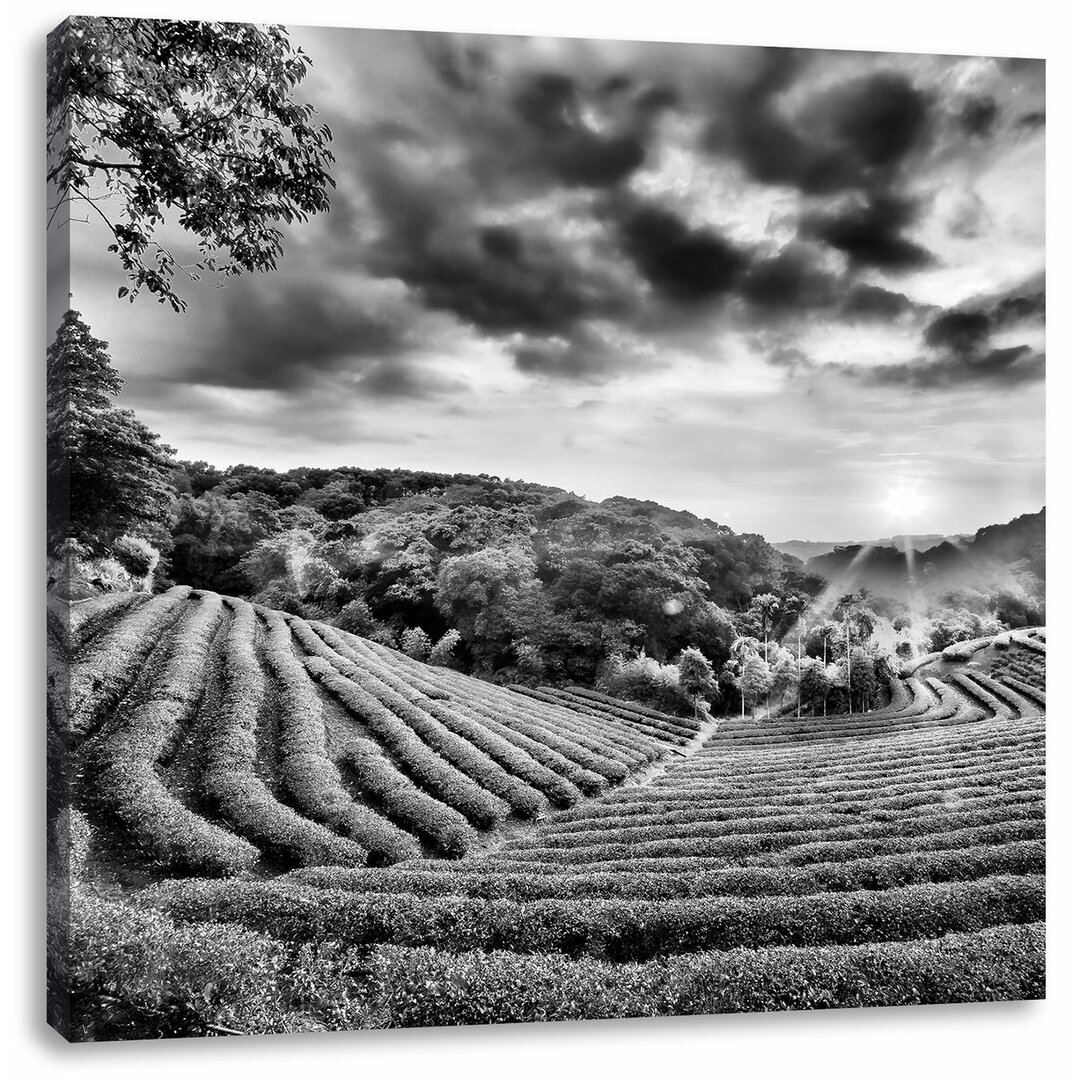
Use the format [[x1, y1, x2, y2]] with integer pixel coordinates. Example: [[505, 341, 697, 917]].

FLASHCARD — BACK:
[[878, 482, 929, 522]]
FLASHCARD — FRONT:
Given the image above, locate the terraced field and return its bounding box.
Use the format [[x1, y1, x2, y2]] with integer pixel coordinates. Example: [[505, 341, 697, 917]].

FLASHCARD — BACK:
[[55, 587, 699, 878], [54, 589, 1046, 1030]]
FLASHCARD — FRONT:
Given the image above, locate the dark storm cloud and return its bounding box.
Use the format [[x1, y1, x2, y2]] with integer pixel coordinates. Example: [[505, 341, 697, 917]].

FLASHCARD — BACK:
[[920, 279, 1044, 361], [1017, 110, 1046, 130], [479, 226, 524, 262], [839, 283, 918, 321], [854, 345, 1044, 389], [355, 360, 469, 399], [799, 193, 934, 273], [223, 31, 1039, 401], [958, 95, 999, 139], [739, 243, 836, 311], [820, 72, 930, 168], [180, 279, 420, 391], [819, 278, 1047, 390], [615, 201, 750, 303], [375, 223, 621, 335], [923, 310, 992, 355], [991, 288, 1045, 326], [635, 85, 680, 115], [704, 58, 932, 196], [344, 126, 629, 337], [513, 72, 649, 188], [417, 33, 494, 93], [511, 335, 618, 381]]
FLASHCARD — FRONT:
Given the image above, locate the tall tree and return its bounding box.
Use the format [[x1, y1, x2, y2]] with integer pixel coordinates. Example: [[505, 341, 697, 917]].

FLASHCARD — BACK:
[[47, 17, 334, 311], [798, 657, 830, 718], [849, 646, 878, 712], [769, 647, 798, 717], [737, 652, 772, 719], [47, 310, 176, 557], [677, 646, 718, 719]]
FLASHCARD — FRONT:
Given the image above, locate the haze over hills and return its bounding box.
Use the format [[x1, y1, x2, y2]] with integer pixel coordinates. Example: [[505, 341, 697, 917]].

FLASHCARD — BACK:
[[802, 508, 1045, 600], [773, 534, 975, 564]]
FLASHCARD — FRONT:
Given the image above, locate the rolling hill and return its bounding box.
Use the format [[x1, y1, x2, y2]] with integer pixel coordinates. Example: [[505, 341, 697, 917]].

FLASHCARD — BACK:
[[802, 508, 1045, 597], [50, 588, 1045, 1031], [773, 534, 972, 563]]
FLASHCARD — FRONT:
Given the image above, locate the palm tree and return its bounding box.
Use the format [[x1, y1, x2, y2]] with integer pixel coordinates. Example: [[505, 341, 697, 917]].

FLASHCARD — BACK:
[[730, 635, 761, 718]]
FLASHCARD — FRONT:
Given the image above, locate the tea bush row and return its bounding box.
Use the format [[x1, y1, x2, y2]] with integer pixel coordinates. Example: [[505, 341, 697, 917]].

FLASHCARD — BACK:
[[152, 874, 1044, 962], [200, 599, 368, 868], [304, 654, 509, 829], [260, 610, 420, 863]]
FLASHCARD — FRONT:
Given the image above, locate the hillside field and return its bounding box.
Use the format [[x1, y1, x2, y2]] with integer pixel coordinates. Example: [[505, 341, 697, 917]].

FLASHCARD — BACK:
[[49, 588, 1046, 1035]]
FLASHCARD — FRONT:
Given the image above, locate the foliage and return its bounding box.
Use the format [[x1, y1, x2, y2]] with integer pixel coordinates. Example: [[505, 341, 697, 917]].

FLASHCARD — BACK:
[[435, 546, 542, 676], [848, 646, 878, 711], [48, 18, 334, 311], [47, 310, 176, 559], [70, 887, 384, 1039], [111, 534, 159, 582], [737, 653, 772, 711], [797, 657, 830, 712], [62, 588, 1045, 1035], [929, 610, 1006, 651], [154, 873, 1044, 962], [172, 490, 282, 593], [353, 924, 1043, 1026], [400, 627, 434, 662], [162, 463, 785, 690], [599, 651, 692, 716], [428, 629, 462, 667], [677, 646, 717, 715], [92, 592, 262, 876]]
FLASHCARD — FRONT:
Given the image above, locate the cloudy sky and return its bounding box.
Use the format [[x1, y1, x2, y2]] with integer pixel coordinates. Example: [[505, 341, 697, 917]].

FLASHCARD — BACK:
[[66, 27, 1045, 541]]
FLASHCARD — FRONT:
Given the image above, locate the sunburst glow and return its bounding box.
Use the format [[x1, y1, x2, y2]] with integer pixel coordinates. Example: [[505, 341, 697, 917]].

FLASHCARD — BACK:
[[878, 481, 930, 523]]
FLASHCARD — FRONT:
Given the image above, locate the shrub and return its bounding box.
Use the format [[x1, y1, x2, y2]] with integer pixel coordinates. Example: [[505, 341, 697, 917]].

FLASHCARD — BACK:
[[399, 627, 433, 661], [599, 650, 693, 716], [111, 535, 159, 587], [358, 922, 1044, 1026], [153, 874, 1044, 962], [285, 840, 1044, 902], [251, 581, 307, 617], [91, 592, 260, 876], [428, 629, 462, 667], [69, 888, 385, 1039]]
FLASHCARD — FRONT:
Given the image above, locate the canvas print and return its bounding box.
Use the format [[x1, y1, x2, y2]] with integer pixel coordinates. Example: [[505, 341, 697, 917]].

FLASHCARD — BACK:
[[46, 16, 1046, 1041]]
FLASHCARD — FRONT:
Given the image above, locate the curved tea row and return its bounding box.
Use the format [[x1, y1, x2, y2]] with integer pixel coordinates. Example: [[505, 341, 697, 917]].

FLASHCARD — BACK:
[[61, 589, 696, 878]]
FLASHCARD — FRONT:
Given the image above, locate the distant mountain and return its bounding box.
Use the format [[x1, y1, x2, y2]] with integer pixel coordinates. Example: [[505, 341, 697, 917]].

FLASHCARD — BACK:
[[802, 508, 1045, 596], [774, 533, 972, 564]]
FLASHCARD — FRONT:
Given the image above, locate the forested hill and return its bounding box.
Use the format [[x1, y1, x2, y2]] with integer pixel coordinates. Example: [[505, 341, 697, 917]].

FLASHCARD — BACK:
[[163, 461, 815, 690], [804, 508, 1045, 596], [774, 533, 972, 563]]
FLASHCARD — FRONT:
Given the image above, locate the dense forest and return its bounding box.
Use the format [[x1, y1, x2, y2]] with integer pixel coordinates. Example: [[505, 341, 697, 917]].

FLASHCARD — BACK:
[[162, 460, 812, 703]]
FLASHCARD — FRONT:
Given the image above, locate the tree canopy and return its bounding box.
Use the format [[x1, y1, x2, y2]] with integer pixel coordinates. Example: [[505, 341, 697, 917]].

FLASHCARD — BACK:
[[47, 17, 334, 311]]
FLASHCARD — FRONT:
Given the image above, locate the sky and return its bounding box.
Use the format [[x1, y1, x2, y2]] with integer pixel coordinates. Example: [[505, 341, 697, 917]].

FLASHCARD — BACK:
[[63, 26, 1045, 542]]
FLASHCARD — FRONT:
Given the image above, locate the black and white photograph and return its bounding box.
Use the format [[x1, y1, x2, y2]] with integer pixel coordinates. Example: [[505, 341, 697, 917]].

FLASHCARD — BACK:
[[44, 6, 1050, 1047]]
